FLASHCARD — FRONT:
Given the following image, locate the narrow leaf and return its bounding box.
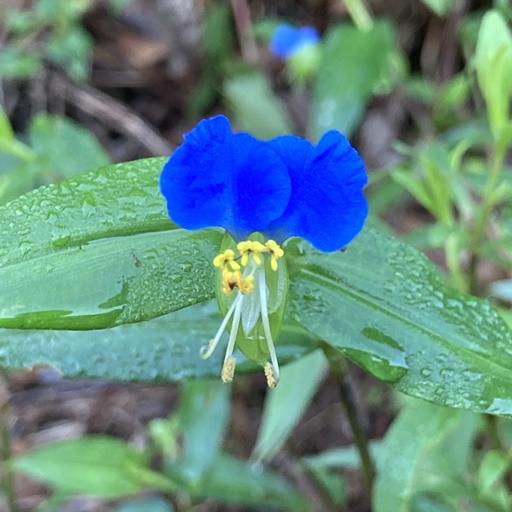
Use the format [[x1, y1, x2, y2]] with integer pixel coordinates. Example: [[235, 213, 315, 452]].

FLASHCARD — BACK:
[[373, 401, 460, 512], [12, 437, 175, 497], [252, 350, 326, 463]]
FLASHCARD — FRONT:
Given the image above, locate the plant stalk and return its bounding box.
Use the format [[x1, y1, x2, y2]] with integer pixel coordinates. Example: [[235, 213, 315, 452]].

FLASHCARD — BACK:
[[341, 0, 374, 31], [467, 144, 507, 295], [323, 344, 376, 494]]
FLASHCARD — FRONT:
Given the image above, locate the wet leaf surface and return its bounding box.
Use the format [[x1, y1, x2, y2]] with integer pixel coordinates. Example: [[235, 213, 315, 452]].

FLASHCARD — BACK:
[[287, 226, 512, 415]]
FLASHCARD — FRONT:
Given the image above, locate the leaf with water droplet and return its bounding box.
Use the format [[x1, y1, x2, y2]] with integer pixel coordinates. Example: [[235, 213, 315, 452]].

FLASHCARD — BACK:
[[0, 158, 221, 329], [0, 301, 320, 381], [287, 226, 512, 416]]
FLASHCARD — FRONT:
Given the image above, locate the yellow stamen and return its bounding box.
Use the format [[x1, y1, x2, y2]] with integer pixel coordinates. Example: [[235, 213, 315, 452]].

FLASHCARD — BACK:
[[265, 240, 284, 271], [237, 274, 255, 294], [221, 271, 238, 295], [221, 270, 254, 295], [213, 249, 240, 274], [237, 240, 267, 266], [222, 356, 236, 383]]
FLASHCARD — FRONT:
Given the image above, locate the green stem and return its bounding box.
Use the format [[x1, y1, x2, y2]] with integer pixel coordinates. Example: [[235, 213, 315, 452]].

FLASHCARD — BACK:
[[323, 344, 375, 494], [467, 144, 507, 295], [485, 414, 505, 453], [341, 0, 374, 31]]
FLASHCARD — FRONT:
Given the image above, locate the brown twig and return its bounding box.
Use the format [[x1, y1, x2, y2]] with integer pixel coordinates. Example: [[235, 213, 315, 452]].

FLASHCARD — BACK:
[[230, 0, 258, 63], [50, 73, 174, 157], [0, 374, 19, 512]]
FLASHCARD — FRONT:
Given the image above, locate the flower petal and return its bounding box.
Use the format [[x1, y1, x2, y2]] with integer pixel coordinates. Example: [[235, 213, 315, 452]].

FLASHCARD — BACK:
[[270, 24, 320, 60], [159, 115, 292, 240], [267, 131, 368, 252]]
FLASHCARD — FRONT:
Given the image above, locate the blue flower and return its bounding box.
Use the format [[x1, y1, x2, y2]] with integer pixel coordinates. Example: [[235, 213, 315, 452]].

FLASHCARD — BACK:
[[159, 115, 368, 386], [269, 23, 320, 60], [160, 115, 368, 253]]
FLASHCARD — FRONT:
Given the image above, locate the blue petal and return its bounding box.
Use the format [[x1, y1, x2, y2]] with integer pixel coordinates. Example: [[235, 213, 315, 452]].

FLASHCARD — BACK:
[[267, 131, 368, 252], [270, 24, 320, 60], [159, 115, 292, 240]]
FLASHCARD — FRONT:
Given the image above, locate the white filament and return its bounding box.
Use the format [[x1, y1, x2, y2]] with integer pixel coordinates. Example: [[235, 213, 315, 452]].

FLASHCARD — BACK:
[[224, 292, 244, 361], [200, 292, 243, 360], [259, 270, 280, 382]]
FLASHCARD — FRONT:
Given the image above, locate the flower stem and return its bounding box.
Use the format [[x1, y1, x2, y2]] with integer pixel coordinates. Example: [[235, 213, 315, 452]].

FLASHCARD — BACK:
[[340, 0, 374, 32], [322, 344, 375, 494]]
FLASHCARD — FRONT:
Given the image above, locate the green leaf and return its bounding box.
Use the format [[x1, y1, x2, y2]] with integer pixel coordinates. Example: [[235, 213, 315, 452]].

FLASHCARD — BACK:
[[0, 301, 320, 381], [0, 106, 14, 141], [12, 436, 176, 497], [308, 467, 347, 507], [174, 380, 230, 482], [0, 158, 225, 329], [478, 450, 509, 495], [311, 21, 395, 139], [420, 0, 453, 16], [46, 27, 93, 82], [391, 170, 436, 214], [252, 350, 326, 463], [373, 401, 460, 512], [223, 70, 294, 139], [0, 45, 41, 79], [475, 10, 512, 137], [302, 441, 383, 470], [0, 227, 220, 329], [114, 497, 174, 512], [204, 1, 235, 62], [181, 453, 310, 511], [286, 226, 512, 415], [29, 114, 111, 179]]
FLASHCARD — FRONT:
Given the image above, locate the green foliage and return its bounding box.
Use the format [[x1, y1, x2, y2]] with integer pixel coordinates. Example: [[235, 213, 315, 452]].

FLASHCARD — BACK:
[[287, 229, 512, 414], [224, 69, 294, 139], [311, 20, 398, 139], [374, 400, 477, 512], [0, 112, 110, 205], [0, 301, 319, 381], [2, 158, 512, 415], [0, 0, 95, 81], [12, 437, 176, 497], [475, 10, 512, 142], [420, 0, 454, 16], [252, 350, 327, 462], [114, 497, 174, 512], [187, 1, 235, 116]]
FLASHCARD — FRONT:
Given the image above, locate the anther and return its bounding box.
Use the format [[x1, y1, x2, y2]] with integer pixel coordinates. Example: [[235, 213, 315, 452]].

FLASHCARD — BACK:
[[237, 241, 267, 266], [222, 356, 237, 383], [213, 249, 240, 274], [222, 271, 239, 295], [264, 362, 278, 388], [237, 274, 254, 294], [265, 240, 284, 271]]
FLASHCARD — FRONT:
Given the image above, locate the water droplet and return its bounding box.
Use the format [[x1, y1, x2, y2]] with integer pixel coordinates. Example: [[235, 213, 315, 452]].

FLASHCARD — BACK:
[[420, 367, 432, 377]]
